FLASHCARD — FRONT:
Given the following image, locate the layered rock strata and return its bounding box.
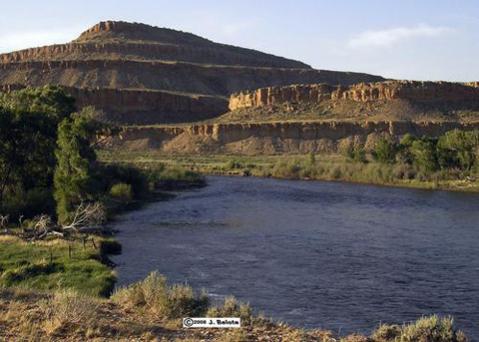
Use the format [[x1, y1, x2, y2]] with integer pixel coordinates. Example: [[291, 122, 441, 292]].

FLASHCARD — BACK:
[[229, 81, 479, 110], [105, 121, 479, 155], [0, 21, 384, 124]]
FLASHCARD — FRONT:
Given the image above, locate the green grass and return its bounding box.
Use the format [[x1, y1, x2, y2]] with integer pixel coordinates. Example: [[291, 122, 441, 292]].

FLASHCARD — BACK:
[[0, 237, 115, 297], [97, 150, 479, 192]]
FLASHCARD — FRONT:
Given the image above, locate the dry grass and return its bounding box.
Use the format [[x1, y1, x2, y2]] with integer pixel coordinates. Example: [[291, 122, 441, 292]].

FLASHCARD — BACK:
[[371, 315, 467, 342], [112, 271, 208, 319], [207, 296, 253, 324], [40, 289, 100, 335], [0, 277, 470, 341]]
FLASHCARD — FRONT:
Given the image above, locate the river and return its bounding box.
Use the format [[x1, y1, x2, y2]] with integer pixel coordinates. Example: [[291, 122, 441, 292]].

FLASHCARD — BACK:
[[111, 176, 479, 336]]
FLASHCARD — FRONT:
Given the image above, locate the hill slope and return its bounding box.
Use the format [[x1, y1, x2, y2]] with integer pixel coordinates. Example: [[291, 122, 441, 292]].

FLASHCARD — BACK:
[[0, 21, 384, 124]]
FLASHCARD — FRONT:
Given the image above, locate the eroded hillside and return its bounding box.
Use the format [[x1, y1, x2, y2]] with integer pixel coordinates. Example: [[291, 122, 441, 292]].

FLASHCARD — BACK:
[[104, 81, 479, 155], [221, 81, 479, 123], [0, 21, 383, 124]]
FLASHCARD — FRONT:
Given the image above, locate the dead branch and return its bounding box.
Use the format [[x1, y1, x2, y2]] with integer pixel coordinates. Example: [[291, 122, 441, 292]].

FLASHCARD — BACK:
[[62, 202, 106, 233], [0, 214, 9, 229]]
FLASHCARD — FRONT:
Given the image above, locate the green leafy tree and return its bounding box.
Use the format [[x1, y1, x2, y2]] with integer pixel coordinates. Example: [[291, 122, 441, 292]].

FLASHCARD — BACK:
[[0, 86, 75, 213], [373, 137, 397, 164], [397, 134, 417, 165], [0, 108, 57, 212], [0, 86, 75, 121], [54, 108, 101, 223], [410, 138, 438, 174], [437, 129, 479, 171]]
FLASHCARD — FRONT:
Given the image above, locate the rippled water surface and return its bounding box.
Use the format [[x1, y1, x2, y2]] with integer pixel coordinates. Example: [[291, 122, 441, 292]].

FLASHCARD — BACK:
[[111, 176, 479, 336]]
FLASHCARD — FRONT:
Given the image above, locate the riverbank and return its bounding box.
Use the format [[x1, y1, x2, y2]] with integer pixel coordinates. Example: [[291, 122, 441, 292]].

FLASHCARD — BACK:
[[0, 172, 473, 340], [0, 276, 468, 341], [0, 163, 206, 296], [98, 151, 479, 193]]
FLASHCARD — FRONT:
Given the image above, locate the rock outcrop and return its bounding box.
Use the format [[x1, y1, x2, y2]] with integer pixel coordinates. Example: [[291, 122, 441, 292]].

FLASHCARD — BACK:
[[0, 21, 384, 124], [229, 81, 479, 110], [105, 120, 479, 155]]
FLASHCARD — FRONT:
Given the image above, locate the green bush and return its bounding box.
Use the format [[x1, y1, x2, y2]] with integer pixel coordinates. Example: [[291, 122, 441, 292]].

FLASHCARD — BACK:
[[410, 138, 439, 174], [109, 183, 133, 202], [272, 159, 302, 179], [373, 137, 397, 164], [225, 160, 244, 170], [437, 129, 479, 170], [100, 164, 149, 198]]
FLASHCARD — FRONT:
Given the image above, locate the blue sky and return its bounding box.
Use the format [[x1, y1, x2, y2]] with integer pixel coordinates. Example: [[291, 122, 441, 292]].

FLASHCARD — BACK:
[[0, 0, 477, 81]]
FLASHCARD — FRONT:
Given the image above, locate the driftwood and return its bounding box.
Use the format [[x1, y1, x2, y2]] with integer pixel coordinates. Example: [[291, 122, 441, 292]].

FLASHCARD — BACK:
[[62, 202, 106, 233], [18, 202, 107, 241], [0, 214, 9, 229]]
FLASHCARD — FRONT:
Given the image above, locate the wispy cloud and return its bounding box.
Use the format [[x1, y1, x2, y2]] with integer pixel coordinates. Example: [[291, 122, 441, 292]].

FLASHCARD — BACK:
[[0, 29, 82, 53], [348, 24, 452, 48]]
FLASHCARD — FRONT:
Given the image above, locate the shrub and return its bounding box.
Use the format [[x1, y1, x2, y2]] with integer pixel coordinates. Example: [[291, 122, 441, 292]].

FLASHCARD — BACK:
[[226, 160, 244, 170], [371, 315, 467, 342], [271, 159, 310, 179], [109, 183, 133, 202], [371, 323, 401, 340], [373, 137, 397, 164], [207, 296, 253, 324], [349, 146, 368, 163], [112, 271, 208, 319], [437, 130, 479, 171], [100, 164, 148, 198], [41, 289, 99, 335], [410, 138, 439, 174], [400, 315, 466, 342]]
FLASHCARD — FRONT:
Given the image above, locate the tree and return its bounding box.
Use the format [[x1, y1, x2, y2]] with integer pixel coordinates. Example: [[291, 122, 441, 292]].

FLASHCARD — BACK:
[[0, 86, 75, 216], [373, 137, 397, 164], [410, 138, 438, 174], [0, 108, 57, 210], [54, 108, 100, 223], [437, 130, 479, 171], [0, 85, 75, 121]]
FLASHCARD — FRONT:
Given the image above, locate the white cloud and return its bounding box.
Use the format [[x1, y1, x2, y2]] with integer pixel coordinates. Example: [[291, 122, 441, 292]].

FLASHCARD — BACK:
[[0, 29, 82, 53], [348, 24, 452, 48]]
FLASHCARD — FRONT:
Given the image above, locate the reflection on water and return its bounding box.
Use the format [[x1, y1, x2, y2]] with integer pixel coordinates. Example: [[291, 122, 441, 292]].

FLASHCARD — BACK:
[[111, 176, 479, 336]]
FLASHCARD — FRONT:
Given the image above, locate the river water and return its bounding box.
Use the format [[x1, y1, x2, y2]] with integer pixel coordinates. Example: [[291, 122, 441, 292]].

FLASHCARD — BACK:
[[111, 176, 479, 337]]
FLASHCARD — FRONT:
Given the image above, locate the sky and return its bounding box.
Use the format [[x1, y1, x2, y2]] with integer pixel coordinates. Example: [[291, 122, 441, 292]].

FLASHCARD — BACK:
[[0, 0, 477, 81]]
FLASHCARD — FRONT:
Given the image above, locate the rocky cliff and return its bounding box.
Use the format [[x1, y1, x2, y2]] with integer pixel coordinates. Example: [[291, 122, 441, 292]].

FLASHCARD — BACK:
[[106, 120, 479, 155], [229, 81, 479, 110], [0, 21, 384, 124]]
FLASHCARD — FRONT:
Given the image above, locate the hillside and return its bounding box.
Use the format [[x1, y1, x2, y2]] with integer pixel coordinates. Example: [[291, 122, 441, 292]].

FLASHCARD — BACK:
[[221, 81, 479, 123], [103, 81, 479, 155], [0, 21, 384, 124]]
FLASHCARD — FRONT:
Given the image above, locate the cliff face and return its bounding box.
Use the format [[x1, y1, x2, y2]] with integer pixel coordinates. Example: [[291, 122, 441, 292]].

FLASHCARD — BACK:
[[68, 88, 228, 124], [229, 81, 479, 110], [0, 21, 384, 124], [0, 60, 382, 97], [106, 121, 479, 154]]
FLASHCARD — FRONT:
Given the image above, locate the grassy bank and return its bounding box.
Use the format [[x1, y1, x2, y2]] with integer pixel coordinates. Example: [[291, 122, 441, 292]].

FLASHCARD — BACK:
[[98, 150, 479, 192], [0, 162, 205, 298], [0, 272, 468, 341], [0, 236, 115, 297]]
